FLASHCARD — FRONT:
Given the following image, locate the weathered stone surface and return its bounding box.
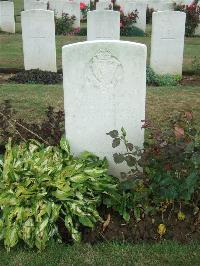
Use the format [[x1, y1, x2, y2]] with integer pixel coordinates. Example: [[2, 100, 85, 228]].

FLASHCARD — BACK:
[[150, 11, 186, 75], [21, 10, 57, 72], [87, 10, 120, 40], [0, 1, 15, 33], [62, 40, 147, 177]]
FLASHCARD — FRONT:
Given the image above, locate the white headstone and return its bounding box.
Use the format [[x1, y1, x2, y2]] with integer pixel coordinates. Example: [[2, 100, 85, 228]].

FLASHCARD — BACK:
[[96, 2, 113, 11], [150, 11, 186, 75], [0, 1, 15, 33], [49, 0, 80, 28], [62, 40, 147, 177], [62, 2, 80, 28], [124, 1, 147, 32], [21, 10, 57, 72], [147, 0, 173, 11], [87, 11, 120, 41], [24, 0, 47, 10]]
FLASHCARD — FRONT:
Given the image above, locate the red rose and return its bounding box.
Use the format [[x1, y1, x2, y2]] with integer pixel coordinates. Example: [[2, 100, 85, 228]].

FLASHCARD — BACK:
[[80, 2, 86, 10]]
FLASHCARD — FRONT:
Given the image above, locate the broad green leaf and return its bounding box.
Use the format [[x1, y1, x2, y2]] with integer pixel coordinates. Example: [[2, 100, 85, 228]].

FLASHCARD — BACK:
[[79, 216, 94, 228], [60, 138, 70, 155]]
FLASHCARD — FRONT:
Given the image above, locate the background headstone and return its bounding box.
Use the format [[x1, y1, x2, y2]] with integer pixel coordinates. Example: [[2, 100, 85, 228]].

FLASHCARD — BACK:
[[124, 1, 147, 32], [21, 10, 57, 72], [0, 1, 15, 33], [62, 40, 147, 177], [24, 0, 47, 10], [49, 0, 80, 28], [96, 2, 113, 11], [87, 10, 120, 40], [62, 2, 80, 28], [150, 11, 186, 75], [147, 0, 173, 11]]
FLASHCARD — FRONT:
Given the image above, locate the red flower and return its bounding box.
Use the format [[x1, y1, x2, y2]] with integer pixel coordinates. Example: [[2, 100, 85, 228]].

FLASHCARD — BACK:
[[80, 2, 86, 10]]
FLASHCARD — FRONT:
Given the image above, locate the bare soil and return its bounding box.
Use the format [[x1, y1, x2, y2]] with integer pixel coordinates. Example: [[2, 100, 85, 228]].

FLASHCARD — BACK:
[[181, 75, 200, 86], [57, 209, 200, 245], [0, 73, 199, 86]]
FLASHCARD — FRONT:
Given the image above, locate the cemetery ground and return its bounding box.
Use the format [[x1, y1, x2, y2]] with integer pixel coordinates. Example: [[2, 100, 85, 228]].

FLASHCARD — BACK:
[[0, 1, 200, 262], [0, 241, 200, 266], [1, 34, 200, 73], [0, 84, 199, 128]]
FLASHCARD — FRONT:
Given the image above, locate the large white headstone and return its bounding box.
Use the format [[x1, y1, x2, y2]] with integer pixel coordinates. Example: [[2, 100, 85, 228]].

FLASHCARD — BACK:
[[62, 40, 147, 177], [24, 0, 47, 10], [21, 10, 57, 72], [124, 1, 147, 32], [150, 11, 186, 75], [87, 11, 120, 40], [0, 1, 15, 33]]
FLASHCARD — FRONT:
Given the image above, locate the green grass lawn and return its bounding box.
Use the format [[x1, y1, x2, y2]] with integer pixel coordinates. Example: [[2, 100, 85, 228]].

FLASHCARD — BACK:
[[1, 33, 199, 72], [0, 241, 199, 266], [0, 83, 199, 127]]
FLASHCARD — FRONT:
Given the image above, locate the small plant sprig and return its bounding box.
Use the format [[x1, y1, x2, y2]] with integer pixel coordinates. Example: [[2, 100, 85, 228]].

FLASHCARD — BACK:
[[107, 128, 142, 180]]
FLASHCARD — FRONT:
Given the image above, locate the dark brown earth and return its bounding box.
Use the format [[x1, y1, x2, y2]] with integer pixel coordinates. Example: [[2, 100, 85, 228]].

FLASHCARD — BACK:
[[0, 73, 199, 86], [181, 75, 200, 86], [57, 209, 200, 245]]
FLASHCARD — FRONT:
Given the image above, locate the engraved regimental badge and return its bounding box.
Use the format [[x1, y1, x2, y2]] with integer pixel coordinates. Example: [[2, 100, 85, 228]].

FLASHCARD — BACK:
[[86, 49, 124, 90]]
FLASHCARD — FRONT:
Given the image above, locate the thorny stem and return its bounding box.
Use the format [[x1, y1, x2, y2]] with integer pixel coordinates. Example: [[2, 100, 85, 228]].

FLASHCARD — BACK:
[[0, 111, 50, 146], [0, 111, 26, 143]]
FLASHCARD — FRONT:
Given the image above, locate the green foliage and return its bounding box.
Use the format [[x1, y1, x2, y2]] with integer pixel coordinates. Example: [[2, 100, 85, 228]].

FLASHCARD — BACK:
[[146, 66, 181, 86], [108, 112, 200, 220], [0, 139, 122, 250], [121, 26, 145, 37], [76, 27, 87, 36], [55, 13, 76, 35], [192, 56, 200, 74], [9, 69, 62, 85], [120, 11, 142, 36], [80, 4, 90, 22], [173, 1, 200, 37]]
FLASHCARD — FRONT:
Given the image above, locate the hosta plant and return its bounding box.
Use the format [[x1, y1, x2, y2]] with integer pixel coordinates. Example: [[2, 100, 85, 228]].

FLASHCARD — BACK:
[[0, 138, 122, 250]]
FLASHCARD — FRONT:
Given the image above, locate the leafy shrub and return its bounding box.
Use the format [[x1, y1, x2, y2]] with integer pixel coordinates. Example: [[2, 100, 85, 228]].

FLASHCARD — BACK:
[[80, 2, 89, 22], [192, 56, 200, 74], [146, 66, 181, 86], [146, 6, 154, 24], [120, 11, 141, 36], [121, 25, 145, 37], [0, 138, 122, 250], [9, 69, 62, 85], [107, 111, 200, 221], [75, 27, 87, 36], [55, 13, 76, 35], [0, 101, 64, 148], [173, 1, 200, 36]]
